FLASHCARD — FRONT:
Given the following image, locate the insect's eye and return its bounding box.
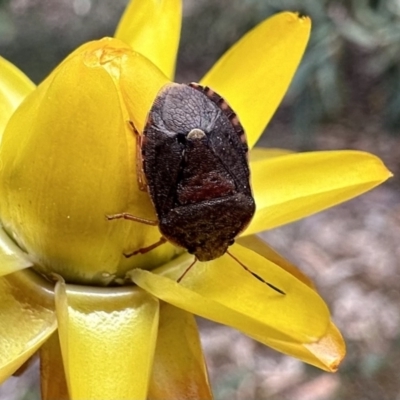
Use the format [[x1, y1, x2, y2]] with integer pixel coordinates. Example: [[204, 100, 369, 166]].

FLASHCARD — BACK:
[[177, 133, 186, 145]]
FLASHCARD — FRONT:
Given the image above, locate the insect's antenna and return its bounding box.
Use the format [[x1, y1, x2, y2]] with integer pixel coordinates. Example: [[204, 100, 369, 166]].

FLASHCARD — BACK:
[[227, 251, 285, 295], [177, 258, 198, 283]]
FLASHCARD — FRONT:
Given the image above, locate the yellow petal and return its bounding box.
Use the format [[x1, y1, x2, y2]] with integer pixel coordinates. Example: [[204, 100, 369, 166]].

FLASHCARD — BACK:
[[40, 331, 69, 400], [0, 38, 174, 284], [249, 321, 345, 372], [148, 303, 212, 400], [237, 235, 315, 289], [0, 56, 35, 140], [200, 12, 310, 148], [247, 150, 392, 234], [0, 226, 33, 276], [115, 0, 181, 79], [55, 280, 159, 399], [130, 243, 330, 346], [303, 321, 346, 372], [250, 147, 294, 161], [0, 270, 56, 383]]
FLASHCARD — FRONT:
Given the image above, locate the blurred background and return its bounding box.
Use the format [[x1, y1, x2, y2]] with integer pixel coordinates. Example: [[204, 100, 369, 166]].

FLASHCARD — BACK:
[[1, 0, 400, 399]]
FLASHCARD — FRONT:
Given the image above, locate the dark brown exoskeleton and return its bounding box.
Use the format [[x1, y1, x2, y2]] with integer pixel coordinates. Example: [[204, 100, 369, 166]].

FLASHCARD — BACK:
[[108, 83, 283, 293]]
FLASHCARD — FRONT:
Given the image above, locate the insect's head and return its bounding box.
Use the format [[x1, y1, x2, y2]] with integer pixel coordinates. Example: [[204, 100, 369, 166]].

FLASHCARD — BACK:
[[188, 237, 235, 262]]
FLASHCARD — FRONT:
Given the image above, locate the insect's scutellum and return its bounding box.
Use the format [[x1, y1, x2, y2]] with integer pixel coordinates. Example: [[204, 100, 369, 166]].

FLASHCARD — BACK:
[[107, 82, 283, 293]]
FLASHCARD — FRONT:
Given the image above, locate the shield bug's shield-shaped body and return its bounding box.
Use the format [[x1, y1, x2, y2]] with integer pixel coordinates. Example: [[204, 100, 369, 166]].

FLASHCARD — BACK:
[[141, 83, 255, 262]]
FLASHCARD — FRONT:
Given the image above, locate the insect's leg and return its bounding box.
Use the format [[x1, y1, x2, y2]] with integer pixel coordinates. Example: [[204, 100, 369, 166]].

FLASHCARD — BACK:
[[177, 258, 197, 283], [124, 237, 167, 257], [227, 251, 285, 295], [108, 213, 164, 257], [106, 212, 158, 226], [128, 120, 147, 192]]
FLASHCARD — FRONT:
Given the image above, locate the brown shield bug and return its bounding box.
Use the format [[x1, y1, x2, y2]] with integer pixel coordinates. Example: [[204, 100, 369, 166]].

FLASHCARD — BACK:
[[108, 83, 283, 294]]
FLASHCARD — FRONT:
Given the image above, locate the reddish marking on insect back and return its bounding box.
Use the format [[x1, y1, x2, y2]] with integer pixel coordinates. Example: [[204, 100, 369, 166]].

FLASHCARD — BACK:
[[177, 171, 235, 204]]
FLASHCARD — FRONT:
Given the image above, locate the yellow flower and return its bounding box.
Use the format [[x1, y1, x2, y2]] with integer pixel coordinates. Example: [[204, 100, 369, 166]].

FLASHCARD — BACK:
[[0, 1, 391, 399]]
